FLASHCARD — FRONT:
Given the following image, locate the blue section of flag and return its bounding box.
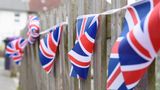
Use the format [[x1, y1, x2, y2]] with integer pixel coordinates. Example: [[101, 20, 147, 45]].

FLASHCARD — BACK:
[[72, 43, 88, 56], [39, 49, 52, 66], [119, 37, 148, 65], [87, 21, 98, 39], [121, 18, 129, 37], [71, 64, 89, 79], [108, 58, 120, 77], [133, 0, 150, 20]]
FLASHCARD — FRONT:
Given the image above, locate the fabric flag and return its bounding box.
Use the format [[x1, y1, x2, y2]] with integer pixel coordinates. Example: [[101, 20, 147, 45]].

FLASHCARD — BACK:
[[107, 0, 160, 90], [6, 37, 28, 65], [27, 15, 40, 44], [68, 14, 99, 79], [39, 24, 63, 73]]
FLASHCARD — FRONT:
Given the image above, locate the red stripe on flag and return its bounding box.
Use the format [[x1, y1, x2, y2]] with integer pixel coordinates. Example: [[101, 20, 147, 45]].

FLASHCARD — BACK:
[[128, 7, 138, 25], [148, 3, 160, 53], [107, 66, 121, 88], [13, 55, 22, 61], [49, 33, 57, 53], [44, 61, 53, 72], [68, 54, 90, 67], [80, 34, 94, 53], [123, 67, 147, 85], [40, 42, 53, 57], [129, 31, 151, 58], [112, 41, 120, 54], [80, 18, 87, 36], [6, 47, 15, 52], [29, 24, 40, 30], [153, 0, 160, 6], [15, 40, 23, 54]]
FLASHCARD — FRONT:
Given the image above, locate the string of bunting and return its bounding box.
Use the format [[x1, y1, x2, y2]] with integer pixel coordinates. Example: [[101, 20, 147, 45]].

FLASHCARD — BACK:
[[5, 1, 129, 66], [5, 0, 160, 89]]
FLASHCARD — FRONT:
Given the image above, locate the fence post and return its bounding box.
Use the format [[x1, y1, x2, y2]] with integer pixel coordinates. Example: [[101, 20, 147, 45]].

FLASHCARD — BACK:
[[77, 0, 91, 90], [148, 60, 156, 90], [92, 0, 108, 90], [67, 0, 79, 90]]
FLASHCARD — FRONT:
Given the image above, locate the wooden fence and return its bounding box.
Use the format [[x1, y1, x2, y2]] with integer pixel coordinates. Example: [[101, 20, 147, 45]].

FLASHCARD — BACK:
[[19, 0, 155, 90]]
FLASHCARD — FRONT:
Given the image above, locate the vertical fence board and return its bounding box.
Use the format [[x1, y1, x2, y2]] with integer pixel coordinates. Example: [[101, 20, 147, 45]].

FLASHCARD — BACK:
[[92, 0, 107, 90], [40, 12, 50, 90], [93, 15, 107, 90], [62, 4, 70, 90], [67, 0, 79, 90], [148, 60, 156, 90], [49, 9, 56, 90], [77, 0, 91, 90], [60, 25, 70, 90]]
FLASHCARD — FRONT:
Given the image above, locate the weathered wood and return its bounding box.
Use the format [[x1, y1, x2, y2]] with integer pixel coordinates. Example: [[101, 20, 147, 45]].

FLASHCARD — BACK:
[[46, 10, 56, 90], [148, 60, 156, 90], [67, 0, 79, 90], [92, 0, 107, 90], [60, 25, 70, 90], [77, 0, 91, 90], [93, 15, 107, 90], [39, 12, 50, 90], [60, 5, 70, 90], [55, 7, 63, 90]]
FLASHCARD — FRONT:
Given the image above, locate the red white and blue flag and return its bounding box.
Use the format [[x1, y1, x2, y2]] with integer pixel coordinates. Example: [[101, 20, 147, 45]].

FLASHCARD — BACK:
[[107, 0, 160, 90], [68, 14, 99, 79], [6, 37, 28, 65], [27, 15, 40, 44], [39, 24, 63, 73]]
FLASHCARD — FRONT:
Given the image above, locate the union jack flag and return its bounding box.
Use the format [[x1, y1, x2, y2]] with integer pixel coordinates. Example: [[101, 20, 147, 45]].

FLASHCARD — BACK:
[[39, 24, 63, 73], [68, 14, 99, 79], [6, 37, 28, 65], [107, 0, 160, 90], [27, 15, 40, 44]]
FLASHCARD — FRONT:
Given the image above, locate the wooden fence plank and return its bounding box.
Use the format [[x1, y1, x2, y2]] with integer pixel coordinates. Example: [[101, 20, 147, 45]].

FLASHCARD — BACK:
[[148, 60, 156, 90], [60, 25, 70, 90], [92, 0, 107, 90], [77, 0, 91, 90], [60, 4, 70, 90], [93, 15, 107, 90], [45, 10, 56, 90], [67, 0, 79, 90]]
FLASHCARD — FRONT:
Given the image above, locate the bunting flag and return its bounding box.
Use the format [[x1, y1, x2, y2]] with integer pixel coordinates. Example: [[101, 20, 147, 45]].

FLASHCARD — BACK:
[[27, 15, 40, 44], [39, 24, 63, 73], [6, 37, 28, 65], [107, 0, 160, 90], [68, 14, 99, 79]]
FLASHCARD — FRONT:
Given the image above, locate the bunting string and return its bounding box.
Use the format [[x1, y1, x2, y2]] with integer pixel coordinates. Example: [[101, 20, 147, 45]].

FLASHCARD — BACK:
[[39, 21, 68, 35]]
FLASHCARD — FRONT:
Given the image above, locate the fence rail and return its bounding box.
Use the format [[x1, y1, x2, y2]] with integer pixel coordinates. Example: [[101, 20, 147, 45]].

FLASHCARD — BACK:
[[19, 0, 155, 90]]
